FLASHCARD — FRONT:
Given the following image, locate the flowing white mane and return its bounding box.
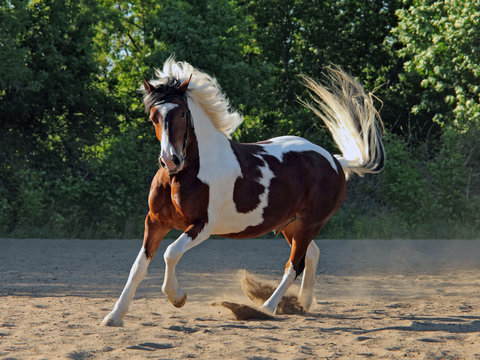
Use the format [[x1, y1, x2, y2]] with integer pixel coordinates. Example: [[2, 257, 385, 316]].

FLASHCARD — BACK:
[[152, 57, 244, 137]]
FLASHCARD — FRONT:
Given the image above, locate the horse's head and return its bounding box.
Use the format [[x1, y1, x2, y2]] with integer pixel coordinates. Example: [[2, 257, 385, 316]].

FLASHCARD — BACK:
[[143, 75, 193, 175]]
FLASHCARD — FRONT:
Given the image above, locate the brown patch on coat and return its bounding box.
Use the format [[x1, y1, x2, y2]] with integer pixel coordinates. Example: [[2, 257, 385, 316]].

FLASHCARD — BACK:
[[219, 148, 346, 240]]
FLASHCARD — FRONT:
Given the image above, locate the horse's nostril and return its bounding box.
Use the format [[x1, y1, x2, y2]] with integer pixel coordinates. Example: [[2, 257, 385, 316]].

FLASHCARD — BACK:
[[172, 155, 181, 167]]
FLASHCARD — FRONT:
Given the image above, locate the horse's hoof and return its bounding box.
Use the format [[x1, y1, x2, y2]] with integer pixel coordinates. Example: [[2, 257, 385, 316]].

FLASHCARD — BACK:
[[167, 287, 187, 307], [101, 316, 124, 327], [171, 293, 187, 308]]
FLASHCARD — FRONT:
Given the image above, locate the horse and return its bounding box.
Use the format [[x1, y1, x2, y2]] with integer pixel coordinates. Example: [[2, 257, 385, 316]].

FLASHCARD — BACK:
[[101, 58, 385, 327]]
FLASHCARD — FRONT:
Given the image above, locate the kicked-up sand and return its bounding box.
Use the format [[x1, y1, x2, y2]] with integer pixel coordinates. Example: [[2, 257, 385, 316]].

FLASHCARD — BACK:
[[1, 238, 480, 359]]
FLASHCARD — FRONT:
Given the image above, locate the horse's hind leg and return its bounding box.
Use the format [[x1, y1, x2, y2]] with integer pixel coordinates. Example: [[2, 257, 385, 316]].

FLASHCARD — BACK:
[[259, 219, 323, 315], [101, 216, 168, 327], [260, 223, 316, 315], [298, 241, 320, 311], [259, 259, 297, 315]]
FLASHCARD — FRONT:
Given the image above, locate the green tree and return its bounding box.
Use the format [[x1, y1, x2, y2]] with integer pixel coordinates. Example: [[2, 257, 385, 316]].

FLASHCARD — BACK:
[[394, 0, 480, 131], [0, 0, 121, 233], [0, 0, 120, 174], [393, 0, 480, 232]]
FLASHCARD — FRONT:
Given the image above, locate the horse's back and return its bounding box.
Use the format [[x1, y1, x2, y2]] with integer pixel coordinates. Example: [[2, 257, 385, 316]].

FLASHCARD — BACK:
[[256, 135, 339, 173]]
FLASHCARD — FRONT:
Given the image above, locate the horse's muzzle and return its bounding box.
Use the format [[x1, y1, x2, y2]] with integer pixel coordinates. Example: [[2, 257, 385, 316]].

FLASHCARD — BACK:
[[160, 154, 184, 175]]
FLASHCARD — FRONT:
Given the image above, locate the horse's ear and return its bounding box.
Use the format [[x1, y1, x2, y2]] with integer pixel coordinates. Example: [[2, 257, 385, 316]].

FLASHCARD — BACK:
[[178, 74, 192, 94], [143, 78, 154, 93]]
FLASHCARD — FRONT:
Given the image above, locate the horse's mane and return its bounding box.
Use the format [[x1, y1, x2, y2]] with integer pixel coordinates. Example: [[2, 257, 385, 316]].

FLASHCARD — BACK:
[[149, 57, 244, 137]]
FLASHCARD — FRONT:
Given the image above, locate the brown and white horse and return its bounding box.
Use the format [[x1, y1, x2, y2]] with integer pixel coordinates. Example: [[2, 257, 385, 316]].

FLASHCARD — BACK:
[[102, 59, 385, 326]]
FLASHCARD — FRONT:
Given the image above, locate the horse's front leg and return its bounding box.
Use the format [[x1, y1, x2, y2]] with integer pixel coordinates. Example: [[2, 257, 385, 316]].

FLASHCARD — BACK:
[[162, 223, 211, 307], [101, 215, 169, 327]]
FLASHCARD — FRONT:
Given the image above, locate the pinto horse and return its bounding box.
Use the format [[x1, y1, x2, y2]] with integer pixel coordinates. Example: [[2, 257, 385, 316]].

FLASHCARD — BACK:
[[102, 59, 385, 326]]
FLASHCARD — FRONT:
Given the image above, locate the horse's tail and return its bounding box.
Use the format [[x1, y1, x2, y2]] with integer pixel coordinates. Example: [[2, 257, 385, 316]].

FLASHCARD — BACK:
[[299, 66, 385, 179]]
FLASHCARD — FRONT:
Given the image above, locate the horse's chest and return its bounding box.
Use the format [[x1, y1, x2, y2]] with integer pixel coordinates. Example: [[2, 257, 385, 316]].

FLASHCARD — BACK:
[[170, 178, 209, 223]]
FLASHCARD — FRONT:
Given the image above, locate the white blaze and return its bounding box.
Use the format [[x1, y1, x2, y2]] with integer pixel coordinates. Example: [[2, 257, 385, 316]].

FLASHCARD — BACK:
[[157, 103, 180, 170]]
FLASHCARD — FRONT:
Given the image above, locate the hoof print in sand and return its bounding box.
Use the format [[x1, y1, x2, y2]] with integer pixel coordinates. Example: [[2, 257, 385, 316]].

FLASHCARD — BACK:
[[212, 301, 274, 320], [241, 273, 306, 315]]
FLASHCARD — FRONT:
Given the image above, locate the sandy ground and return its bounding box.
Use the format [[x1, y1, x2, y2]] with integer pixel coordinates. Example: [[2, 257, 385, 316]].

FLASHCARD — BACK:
[[1, 238, 480, 360]]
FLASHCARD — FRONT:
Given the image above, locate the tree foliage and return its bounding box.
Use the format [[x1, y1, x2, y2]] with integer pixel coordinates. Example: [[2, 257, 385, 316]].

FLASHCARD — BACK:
[[395, 0, 480, 131], [393, 0, 480, 230], [0, 0, 478, 238], [0, 0, 119, 171]]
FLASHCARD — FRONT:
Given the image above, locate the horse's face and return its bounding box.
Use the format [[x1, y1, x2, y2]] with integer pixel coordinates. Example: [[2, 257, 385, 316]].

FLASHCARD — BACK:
[[149, 99, 190, 174], [143, 76, 192, 175]]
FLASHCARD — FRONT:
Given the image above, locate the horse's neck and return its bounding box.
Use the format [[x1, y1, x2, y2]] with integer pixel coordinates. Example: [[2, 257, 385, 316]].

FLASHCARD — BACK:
[[187, 99, 240, 183], [188, 100, 225, 144]]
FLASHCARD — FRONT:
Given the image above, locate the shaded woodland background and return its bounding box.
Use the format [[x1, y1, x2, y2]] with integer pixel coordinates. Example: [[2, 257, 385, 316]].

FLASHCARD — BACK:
[[1, 0, 478, 239]]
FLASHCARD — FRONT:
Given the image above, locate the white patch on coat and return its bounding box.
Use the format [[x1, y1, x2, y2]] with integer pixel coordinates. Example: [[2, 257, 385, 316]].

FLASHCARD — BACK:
[[259, 136, 338, 172]]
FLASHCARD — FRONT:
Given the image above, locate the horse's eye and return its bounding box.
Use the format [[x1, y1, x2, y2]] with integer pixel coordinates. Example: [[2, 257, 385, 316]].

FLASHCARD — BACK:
[[180, 111, 186, 118]]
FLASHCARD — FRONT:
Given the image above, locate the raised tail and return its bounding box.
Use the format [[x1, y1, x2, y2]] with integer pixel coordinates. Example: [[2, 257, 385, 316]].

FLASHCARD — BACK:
[[299, 66, 385, 180]]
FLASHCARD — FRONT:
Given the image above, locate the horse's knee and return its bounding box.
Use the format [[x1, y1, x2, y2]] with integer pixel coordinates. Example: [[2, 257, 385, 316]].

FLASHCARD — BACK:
[[164, 243, 183, 265], [289, 240, 317, 279], [164, 233, 194, 265]]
